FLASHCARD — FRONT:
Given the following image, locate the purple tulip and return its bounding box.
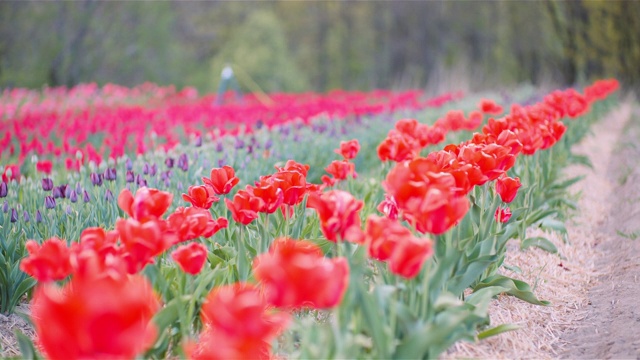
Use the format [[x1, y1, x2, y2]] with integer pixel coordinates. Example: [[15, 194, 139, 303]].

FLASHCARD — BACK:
[[10, 208, 17, 222], [83, 190, 90, 203], [64, 185, 73, 198], [66, 206, 73, 216], [0, 181, 8, 198], [177, 153, 189, 172], [36, 210, 43, 223], [195, 136, 203, 147], [104, 168, 117, 181], [75, 182, 83, 194], [150, 163, 158, 176], [90, 173, 103, 187], [104, 189, 114, 202], [215, 142, 224, 153], [217, 158, 226, 167], [125, 158, 133, 171], [2, 201, 8, 213], [52, 186, 63, 199], [136, 175, 147, 187], [165, 157, 175, 168], [23, 210, 30, 222], [234, 139, 245, 149], [42, 178, 54, 191], [126, 170, 135, 183], [44, 196, 56, 209], [143, 163, 150, 175], [69, 190, 78, 203]]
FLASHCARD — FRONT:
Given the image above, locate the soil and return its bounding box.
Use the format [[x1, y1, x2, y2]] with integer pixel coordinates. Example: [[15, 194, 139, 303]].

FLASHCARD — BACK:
[[558, 102, 640, 359]]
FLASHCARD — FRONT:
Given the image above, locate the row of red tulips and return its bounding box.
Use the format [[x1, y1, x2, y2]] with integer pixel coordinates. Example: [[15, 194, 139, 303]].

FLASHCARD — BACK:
[[0, 84, 462, 174]]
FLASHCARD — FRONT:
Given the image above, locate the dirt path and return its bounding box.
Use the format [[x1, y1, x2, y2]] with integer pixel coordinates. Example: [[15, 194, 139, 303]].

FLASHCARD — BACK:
[[558, 101, 640, 359]]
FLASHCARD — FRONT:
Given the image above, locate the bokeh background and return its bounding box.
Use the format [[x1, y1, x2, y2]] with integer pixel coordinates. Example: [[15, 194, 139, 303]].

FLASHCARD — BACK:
[[1, 1, 638, 93]]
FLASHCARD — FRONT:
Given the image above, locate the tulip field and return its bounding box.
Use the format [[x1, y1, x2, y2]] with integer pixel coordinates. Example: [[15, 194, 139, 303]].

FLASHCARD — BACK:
[[0, 79, 620, 359]]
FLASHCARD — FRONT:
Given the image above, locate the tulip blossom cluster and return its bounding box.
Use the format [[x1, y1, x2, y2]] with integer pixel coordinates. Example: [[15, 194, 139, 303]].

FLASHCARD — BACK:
[[225, 160, 318, 224], [377, 100, 498, 163], [1, 84, 463, 175], [322, 139, 360, 187], [380, 79, 620, 232]]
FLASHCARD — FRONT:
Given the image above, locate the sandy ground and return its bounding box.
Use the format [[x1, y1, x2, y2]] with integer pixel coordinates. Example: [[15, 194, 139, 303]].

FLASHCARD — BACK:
[[445, 101, 638, 359]]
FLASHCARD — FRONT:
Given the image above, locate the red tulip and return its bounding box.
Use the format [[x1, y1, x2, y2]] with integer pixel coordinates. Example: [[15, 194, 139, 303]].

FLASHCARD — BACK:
[[36, 160, 53, 174], [31, 272, 160, 360], [274, 159, 310, 177], [116, 218, 174, 274], [171, 242, 208, 275], [182, 185, 219, 209], [117, 187, 173, 222], [365, 215, 433, 278], [334, 139, 360, 160], [265, 170, 308, 206], [249, 182, 284, 214], [253, 237, 349, 309], [495, 176, 521, 203], [325, 160, 357, 181], [188, 283, 289, 360], [376, 194, 399, 220], [225, 189, 262, 225], [495, 206, 512, 223], [307, 190, 364, 243], [384, 157, 470, 234], [2, 164, 20, 183], [202, 165, 239, 195], [20, 238, 73, 282], [479, 99, 503, 115]]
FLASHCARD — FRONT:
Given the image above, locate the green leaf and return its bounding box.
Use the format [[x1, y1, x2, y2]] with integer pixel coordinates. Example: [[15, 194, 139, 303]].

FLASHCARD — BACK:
[[478, 323, 521, 340], [15, 329, 39, 360], [473, 274, 550, 306], [503, 264, 523, 274], [521, 236, 558, 253], [568, 154, 593, 169], [540, 218, 567, 234], [153, 299, 181, 330]]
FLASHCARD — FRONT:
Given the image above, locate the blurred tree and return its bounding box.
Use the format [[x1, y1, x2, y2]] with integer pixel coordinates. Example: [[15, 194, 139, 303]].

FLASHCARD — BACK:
[[209, 10, 308, 93], [0, 1, 638, 92]]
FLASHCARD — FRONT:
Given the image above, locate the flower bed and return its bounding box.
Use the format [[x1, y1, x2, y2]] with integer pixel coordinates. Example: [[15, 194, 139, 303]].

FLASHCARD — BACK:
[[0, 79, 619, 359]]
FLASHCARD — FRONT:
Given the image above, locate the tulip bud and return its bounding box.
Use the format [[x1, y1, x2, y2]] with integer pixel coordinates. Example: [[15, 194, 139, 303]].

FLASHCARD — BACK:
[[91, 173, 103, 186], [42, 178, 54, 191], [0, 181, 7, 198], [44, 196, 56, 209], [126, 171, 135, 183], [69, 190, 78, 203], [125, 158, 133, 171], [177, 154, 189, 172], [105, 189, 114, 202]]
